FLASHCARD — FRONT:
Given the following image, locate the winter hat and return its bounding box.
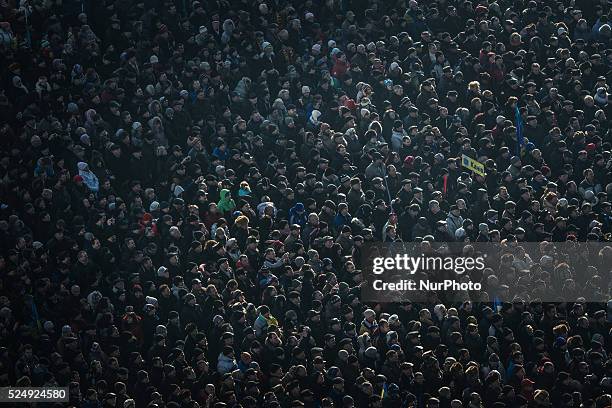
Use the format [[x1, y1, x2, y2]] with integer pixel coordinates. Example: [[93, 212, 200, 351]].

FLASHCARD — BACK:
[[584, 190, 598, 204], [344, 99, 357, 110], [533, 389, 551, 406], [67, 102, 79, 113], [363, 309, 376, 319], [145, 296, 158, 306], [149, 201, 160, 211]]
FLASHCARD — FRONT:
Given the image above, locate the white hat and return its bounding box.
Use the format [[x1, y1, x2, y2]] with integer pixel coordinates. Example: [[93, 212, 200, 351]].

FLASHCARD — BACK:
[[149, 55, 159, 64], [312, 43, 321, 53], [145, 296, 158, 306], [363, 308, 376, 318], [390, 61, 399, 71]]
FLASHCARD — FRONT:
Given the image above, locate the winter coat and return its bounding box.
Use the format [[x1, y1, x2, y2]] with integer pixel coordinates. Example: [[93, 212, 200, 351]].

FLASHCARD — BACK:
[[217, 189, 236, 213], [216, 353, 237, 374]]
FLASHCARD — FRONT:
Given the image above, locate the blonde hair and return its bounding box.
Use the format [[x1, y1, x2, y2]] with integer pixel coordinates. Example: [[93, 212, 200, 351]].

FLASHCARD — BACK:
[[235, 215, 250, 227]]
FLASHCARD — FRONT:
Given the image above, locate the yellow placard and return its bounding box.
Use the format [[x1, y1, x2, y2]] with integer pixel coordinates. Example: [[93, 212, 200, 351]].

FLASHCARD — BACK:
[[461, 154, 486, 177]]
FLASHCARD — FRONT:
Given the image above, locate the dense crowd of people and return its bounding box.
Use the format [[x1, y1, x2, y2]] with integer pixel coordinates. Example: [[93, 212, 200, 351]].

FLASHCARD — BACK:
[[1, 0, 612, 407]]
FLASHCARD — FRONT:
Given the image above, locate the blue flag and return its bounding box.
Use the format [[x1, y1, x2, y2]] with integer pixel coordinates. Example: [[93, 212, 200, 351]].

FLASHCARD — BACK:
[[515, 105, 524, 155], [380, 382, 388, 399]]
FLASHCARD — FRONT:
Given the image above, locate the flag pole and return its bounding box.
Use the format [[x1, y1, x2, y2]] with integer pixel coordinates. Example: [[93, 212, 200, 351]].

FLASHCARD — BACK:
[[514, 103, 524, 156]]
